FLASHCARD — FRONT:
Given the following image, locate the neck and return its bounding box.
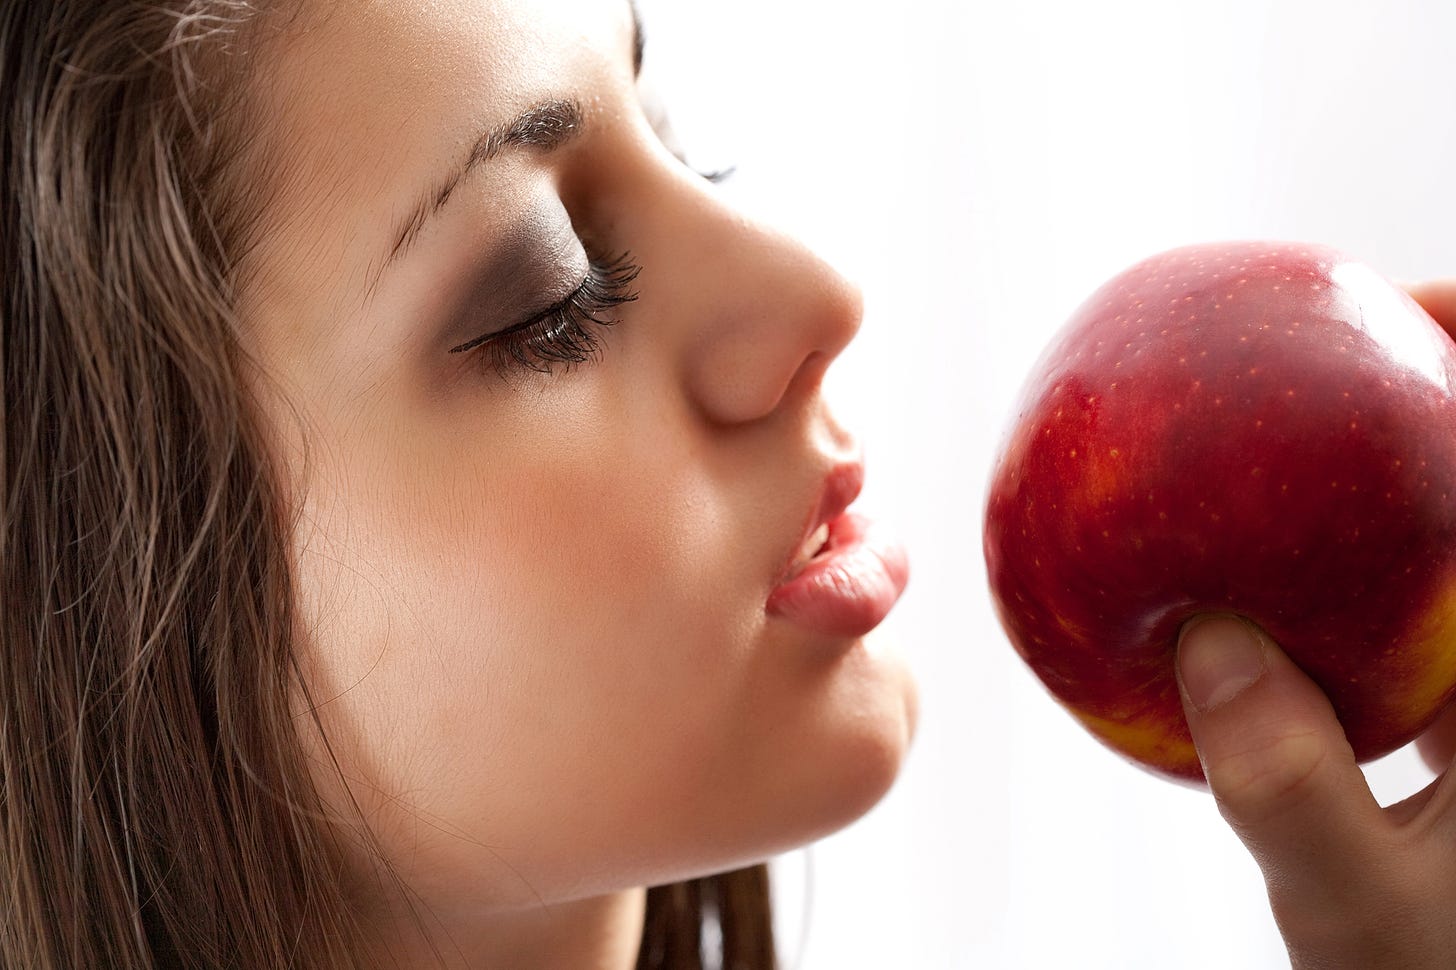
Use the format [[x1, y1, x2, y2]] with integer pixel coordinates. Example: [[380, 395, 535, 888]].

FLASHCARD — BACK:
[[370, 886, 648, 970]]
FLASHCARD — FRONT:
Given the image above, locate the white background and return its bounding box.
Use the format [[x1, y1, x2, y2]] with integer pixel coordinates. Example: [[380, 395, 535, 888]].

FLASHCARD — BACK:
[[636, 1, 1456, 967]]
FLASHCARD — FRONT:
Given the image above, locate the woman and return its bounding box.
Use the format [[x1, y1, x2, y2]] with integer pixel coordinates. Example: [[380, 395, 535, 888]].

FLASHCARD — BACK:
[[3, 0, 916, 966], [6, 1, 1456, 968]]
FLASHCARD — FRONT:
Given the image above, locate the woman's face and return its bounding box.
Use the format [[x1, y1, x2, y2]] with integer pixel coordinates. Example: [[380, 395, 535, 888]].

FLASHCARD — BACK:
[[241, 0, 915, 922]]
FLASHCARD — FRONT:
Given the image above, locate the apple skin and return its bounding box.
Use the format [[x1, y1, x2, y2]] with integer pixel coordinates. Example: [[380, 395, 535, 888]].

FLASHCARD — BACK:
[[983, 241, 1456, 784]]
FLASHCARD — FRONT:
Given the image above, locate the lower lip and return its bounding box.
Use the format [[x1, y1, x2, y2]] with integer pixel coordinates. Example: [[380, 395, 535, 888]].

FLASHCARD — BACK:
[[766, 513, 910, 639]]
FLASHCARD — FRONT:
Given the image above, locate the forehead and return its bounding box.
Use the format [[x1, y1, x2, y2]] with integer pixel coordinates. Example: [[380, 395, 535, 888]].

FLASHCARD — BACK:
[[241, 0, 631, 316]]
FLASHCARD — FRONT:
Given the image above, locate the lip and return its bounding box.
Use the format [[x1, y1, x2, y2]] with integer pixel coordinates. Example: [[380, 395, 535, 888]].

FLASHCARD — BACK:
[[767, 462, 910, 639]]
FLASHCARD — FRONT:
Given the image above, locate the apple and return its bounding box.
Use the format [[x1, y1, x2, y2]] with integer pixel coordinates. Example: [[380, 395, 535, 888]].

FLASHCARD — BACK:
[[983, 241, 1456, 784]]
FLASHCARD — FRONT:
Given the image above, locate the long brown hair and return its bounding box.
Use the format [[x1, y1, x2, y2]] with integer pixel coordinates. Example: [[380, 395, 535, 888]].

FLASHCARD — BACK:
[[0, 2, 775, 967]]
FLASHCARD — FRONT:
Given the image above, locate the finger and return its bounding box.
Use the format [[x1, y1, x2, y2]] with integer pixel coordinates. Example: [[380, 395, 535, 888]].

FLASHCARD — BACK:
[[1401, 279, 1456, 342], [1176, 615, 1385, 891], [1415, 702, 1456, 774], [1384, 772, 1442, 827]]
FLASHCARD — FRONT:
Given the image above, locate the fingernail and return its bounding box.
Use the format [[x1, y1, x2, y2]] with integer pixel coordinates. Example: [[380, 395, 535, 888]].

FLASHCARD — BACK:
[[1177, 615, 1267, 712]]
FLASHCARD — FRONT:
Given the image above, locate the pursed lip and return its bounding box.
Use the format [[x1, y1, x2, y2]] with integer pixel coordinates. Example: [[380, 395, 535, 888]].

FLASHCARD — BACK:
[[773, 460, 866, 587], [767, 458, 910, 639]]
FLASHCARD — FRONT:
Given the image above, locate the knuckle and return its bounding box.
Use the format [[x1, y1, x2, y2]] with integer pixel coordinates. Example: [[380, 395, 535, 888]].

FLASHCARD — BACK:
[[1206, 727, 1328, 825]]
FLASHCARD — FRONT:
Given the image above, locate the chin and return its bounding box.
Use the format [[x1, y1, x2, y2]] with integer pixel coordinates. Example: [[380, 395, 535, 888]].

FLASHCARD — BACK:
[[770, 637, 918, 851], [620, 634, 918, 892], [823, 677, 916, 830], [569, 687, 916, 904]]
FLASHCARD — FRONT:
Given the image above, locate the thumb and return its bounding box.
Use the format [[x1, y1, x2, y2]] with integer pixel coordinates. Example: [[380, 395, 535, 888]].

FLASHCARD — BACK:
[[1403, 279, 1456, 343], [1176, 615, 1383, 902]]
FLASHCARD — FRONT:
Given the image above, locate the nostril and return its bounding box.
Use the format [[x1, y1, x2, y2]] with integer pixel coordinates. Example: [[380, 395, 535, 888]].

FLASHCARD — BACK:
[[782, 349, 835, 408], [680, 220, 864, 426]]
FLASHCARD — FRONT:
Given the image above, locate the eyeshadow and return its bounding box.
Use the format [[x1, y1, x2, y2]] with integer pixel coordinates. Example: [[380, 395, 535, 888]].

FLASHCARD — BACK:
[[441, 200, 588, 347]]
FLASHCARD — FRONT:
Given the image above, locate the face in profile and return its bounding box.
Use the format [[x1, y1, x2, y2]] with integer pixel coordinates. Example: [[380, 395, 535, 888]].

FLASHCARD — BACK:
[[238, 0, 916, 927]]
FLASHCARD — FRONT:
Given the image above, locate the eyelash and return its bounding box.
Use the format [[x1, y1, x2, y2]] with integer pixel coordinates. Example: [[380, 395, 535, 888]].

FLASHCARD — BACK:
[[449, 251, 642, 377], [693, 163, 735, 185]]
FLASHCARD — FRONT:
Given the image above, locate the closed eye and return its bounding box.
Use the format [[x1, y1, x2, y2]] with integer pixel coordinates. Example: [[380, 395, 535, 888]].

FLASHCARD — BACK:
[[450, 251, 641, 377]]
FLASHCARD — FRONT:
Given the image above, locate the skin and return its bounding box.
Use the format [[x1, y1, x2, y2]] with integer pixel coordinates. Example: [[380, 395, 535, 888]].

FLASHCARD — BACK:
[[1176, 279, 1456, 969], [234, 1, 917, 966]]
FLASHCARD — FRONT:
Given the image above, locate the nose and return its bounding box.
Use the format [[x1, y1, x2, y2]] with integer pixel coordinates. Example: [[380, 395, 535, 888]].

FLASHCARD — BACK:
[[658, 191, 863, 426]]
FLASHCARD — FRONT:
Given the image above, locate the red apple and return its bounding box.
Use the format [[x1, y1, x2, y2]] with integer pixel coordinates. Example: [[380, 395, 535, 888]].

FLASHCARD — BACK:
[[983, 241, 1456, 784]]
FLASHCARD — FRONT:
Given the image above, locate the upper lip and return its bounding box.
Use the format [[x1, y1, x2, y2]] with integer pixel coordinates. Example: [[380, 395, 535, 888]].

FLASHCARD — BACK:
[[814, 461, 865, 532], [773, 458, 865, 585]]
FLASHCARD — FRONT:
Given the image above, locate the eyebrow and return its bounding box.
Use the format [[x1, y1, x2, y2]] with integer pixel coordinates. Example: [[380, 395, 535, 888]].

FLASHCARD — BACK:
[[378, 98, 585, 279], [371, 4, 646, 290]]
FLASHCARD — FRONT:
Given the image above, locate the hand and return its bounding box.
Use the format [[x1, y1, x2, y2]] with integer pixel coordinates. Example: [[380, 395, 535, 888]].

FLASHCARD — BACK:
[[1404, 279, 1456, 342], [1174, 279, 1456, 968], [1177, 615, 1456, 969]]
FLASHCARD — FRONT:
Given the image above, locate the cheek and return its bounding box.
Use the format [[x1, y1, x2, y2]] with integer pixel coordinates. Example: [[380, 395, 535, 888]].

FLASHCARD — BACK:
[[295, 404, 713, 712], [288, 382, 768, 892]]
